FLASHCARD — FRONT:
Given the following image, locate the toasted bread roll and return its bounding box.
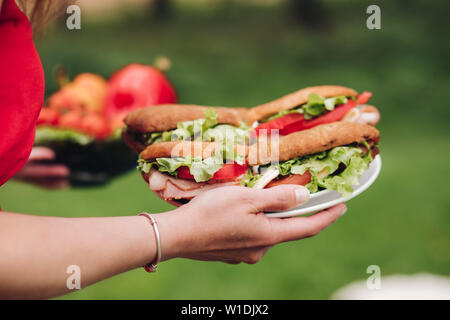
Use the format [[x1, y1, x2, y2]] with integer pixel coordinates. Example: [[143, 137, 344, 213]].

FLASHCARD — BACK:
[[141, 140, 248, 160], [246, 85, 358, 125], [231, 107, 250, 123], [122, 129, 146, 154], [124, 104, 242, 133], [248, 122, 379, 165]]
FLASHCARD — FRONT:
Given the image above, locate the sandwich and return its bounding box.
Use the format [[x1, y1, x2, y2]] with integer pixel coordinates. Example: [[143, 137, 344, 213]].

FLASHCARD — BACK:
[[247, 85, 380, 136], [243, 122, 380, 196], [137, 140, 248, 205], [122, 105, 250, 153], [231, 107, 250, 122]]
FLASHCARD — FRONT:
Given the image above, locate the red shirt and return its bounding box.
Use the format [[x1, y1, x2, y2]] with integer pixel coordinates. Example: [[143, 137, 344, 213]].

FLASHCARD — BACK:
[[0, 0, 45, 186]]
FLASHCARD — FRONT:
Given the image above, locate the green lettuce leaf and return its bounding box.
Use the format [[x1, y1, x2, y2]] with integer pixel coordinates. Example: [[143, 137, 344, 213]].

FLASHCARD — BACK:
[[264, 109, 303, 122], [302, 94, 348, 120], [202, 107, 218, 130], [137, 142, 245, 182], [140, 107, 252, 146], [155, 157, 191, 174], [137, 157, 153, 174], [35, 127, 94, 146], [260, 94, 349, 122], [138, 156, 223, 182], [189, 156, 224, 182], [267, 144, 372, 196], [144, 131, 174, 145], [240, 170, 261, 187], [174, 107, 218, 140], [203, 124, 250, 145]]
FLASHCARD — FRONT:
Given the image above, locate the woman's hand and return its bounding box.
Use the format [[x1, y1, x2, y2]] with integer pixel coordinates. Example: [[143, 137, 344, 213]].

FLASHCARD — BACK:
[[13, 147, 70, 189], [0, 184, 345, 299], [155, 185, 346, 264]]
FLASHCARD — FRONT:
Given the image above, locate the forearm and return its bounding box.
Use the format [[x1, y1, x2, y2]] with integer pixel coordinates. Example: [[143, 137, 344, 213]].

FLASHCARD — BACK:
[[0, 185, 345, 299], [0, 212, 159, 299]]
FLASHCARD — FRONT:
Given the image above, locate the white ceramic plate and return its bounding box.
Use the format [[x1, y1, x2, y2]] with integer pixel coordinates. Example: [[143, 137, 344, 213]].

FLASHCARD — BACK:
[[265, 155, 382, 218]]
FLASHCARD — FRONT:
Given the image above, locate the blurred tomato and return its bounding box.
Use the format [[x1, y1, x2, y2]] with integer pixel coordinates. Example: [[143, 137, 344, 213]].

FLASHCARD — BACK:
[[37, 108, 59, 125], [48, 87, 84, 112], [48, 73, 107, 114], [71, 73, 108, 113], [81, 112, 111, 140], [58, 110, 83, 131], [38, 65, 177, 140], [103, 63, 177, 118]]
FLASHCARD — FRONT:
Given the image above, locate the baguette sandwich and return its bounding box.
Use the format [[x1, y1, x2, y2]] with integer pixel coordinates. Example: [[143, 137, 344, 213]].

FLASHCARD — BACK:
[[243, 122, 380, 196], [123, 105, 250, 153], [247, 85, 380, 136], [137, 140, 248, 205]]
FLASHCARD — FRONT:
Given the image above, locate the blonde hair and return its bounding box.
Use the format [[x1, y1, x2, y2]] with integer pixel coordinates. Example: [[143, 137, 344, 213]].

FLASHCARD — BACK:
[[17, 0, 75, 31]]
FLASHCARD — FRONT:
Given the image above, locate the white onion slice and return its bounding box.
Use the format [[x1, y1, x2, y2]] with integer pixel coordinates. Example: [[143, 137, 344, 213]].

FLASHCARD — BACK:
[[253, 167, 280, 189]]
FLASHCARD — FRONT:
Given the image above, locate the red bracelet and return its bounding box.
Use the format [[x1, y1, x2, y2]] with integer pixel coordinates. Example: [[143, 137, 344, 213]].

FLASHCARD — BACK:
[[139, 212, 161, 273]]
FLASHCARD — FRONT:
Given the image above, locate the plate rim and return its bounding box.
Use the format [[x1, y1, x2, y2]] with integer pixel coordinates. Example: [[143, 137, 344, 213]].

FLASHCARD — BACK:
[[265, 155, 382, 218]]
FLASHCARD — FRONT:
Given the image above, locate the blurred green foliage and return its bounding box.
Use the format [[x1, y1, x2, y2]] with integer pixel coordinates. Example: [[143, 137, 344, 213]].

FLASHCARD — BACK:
[[1, 0, 449, 299]]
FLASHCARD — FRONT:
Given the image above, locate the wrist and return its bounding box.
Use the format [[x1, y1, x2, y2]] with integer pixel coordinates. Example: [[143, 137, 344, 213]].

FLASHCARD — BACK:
[[135, 215, 158, 267], [139, 213, 162, 272], [153, 208, 194, 261]]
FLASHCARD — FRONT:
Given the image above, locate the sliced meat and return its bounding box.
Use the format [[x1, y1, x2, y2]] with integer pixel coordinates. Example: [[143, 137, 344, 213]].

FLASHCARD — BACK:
[[359, 143, 369, 157], [148, 169, 169, 191], [167, 175, 206, 191], [371, 146, 379, 158], [266, 172, 311, 188], [153, 191, 185, 207], [160, 179, 239, 200], [147, 169, 240, 200], [358, 143, 379, 158], [148, 169, 208, 191]]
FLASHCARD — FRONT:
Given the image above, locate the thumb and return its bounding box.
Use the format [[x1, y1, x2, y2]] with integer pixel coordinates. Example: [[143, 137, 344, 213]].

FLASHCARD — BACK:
[[248, 185, 310, 213], [29, 147, 55, 161], [269, 204, 347, 242]]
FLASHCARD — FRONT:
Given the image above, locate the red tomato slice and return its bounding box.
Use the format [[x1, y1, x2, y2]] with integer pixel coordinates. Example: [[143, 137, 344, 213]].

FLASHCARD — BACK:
[[266, 171, 312, 188], [177, 166, 195, 179], [213, 162, 248, 180], [356, 91, 372, 104], [278, 119, 304, 135], [272, 100, 358, 135], [177, 162, 248, 181], [254, 113, 304, 136], [257, 101, 357, 136], [254, 92, 371, 136], [287, 100, 358, 133]]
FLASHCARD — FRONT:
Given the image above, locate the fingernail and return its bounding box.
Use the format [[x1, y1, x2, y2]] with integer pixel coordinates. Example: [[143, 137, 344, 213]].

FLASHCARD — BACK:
[[341, 206, 348, 216], [295, 187, 310, 205]]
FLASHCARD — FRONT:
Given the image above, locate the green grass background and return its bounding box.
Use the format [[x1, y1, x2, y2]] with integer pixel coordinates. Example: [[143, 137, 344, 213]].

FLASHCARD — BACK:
[[0, 0, 449, 299]]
